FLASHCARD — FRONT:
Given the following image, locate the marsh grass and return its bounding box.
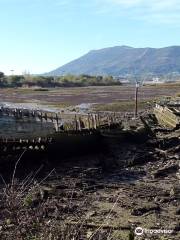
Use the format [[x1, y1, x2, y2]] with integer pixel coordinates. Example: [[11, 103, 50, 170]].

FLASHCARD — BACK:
[[93, 100, 154, 112]]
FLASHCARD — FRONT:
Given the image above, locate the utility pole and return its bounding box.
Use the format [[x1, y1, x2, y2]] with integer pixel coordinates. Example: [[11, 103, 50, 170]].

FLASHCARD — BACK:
[[134, 81, 140, 118]]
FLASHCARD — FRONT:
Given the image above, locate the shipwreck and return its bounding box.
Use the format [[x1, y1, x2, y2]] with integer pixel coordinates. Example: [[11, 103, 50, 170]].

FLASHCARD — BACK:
[[154, 102, 180, 129], [0, 105, 149, 156]]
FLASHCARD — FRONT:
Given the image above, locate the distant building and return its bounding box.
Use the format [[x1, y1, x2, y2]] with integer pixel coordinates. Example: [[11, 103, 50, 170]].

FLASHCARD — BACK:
[[152, 77, 160, 83], [113, 76, 130, 84], [144, 77, 164, 84]]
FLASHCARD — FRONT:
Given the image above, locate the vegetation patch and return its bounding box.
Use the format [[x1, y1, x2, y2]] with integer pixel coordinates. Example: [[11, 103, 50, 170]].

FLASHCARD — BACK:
[[0, 72, 122, 88], [93, 100, 154, 112]]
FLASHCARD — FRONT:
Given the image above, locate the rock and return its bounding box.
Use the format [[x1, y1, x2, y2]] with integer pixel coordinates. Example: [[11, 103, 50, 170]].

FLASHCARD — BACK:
[[153, 164, 179, 178], [175, 207, 180, 215], [131, 204, 160, 216], [176, 172, 180, 180]]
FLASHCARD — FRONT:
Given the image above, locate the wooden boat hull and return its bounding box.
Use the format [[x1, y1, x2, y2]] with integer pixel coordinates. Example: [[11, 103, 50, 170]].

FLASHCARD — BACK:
[[47, 131, 103, 158], [100, 127, 149, 143], [154, 104, 180, 129]]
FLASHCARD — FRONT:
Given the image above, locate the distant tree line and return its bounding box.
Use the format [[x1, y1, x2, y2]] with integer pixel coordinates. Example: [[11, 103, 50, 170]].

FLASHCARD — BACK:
[[0, 72, 122, 88]]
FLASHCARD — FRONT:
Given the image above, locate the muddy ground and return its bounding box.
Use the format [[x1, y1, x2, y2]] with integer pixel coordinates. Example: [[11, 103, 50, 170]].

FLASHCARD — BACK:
[[0, 125, 179, 239], [0, 84, 179, 108], [0, 85, 179, 239]]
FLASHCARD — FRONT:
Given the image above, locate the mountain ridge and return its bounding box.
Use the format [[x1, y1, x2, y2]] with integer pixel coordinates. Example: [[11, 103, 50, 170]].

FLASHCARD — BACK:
[[45, 46, 180, 76]]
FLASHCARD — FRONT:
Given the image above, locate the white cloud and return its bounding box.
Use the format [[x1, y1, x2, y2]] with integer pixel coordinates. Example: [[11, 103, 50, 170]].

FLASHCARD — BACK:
[[97, 0, 180, 24]]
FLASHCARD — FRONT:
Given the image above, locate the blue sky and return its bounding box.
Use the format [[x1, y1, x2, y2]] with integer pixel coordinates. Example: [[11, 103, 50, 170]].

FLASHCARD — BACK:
[[0, 0, 180, 75]]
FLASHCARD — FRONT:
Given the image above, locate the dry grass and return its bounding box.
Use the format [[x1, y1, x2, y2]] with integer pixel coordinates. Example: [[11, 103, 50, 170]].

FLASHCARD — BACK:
[[0, 152, 133, 240], [0, 84, 180, 107]]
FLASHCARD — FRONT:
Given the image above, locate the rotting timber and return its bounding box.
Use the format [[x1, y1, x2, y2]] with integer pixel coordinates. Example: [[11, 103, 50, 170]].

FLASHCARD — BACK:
[[0, 106, 136, 156], [154, 102, 180, 129], [0, 101, 179, 157], [0, 103, 156, 159]]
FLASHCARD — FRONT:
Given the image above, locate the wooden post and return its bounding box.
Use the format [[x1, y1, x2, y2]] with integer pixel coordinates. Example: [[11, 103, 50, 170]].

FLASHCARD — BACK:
[[45, 113, 48, 122], [95, 114, 97, 128], [91, 114, 94, 129], [40, 112, 42, 120], [114, 112, 116, 123], [55, 114, 59, 124], [134, 82, 139, 118], [97, 113, 100, 127], [88, 114, 90, 129], [50, 113, 53, 122], [107, 114, 110, 127], [78, 117, 81, 131], [75, 114, 78, 131]]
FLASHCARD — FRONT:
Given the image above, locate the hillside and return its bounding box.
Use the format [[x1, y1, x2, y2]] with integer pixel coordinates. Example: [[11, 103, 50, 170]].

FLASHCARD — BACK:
[[46, 46, 180, 76]]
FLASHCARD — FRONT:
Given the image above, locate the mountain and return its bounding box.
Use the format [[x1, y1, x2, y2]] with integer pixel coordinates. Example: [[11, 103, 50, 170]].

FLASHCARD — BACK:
[[46, 46, 180, 76]]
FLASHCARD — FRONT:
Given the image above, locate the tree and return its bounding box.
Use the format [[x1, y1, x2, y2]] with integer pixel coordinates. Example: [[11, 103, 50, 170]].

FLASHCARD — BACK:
[[0, 72, 7, 87], [9, 75, 24, 87], [0, 72, 5, 79]]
